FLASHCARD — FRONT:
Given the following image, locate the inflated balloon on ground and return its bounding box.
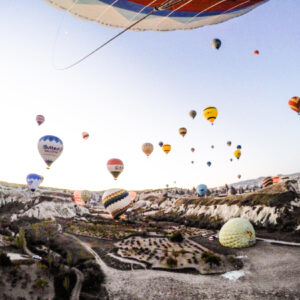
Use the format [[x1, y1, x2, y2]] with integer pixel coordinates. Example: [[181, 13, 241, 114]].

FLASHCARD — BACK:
[[196, 184, 207, 197], [219, 218, 256, 248]]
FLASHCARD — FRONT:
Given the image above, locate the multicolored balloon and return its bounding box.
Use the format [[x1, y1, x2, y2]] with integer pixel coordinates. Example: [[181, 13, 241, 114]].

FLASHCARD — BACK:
[[38, 135, 63, 168], [162, 144, 171, 154], [189, 110, 197, 119], [179, 127, 187, 137], [211, 38, 221, 49], [36, 115, 45, 126], [44, 0, 267, 32], [203, 106, 218, 125], [234, 149, 241, 160], [26, 173, 43, 192], [102, 188, 131, 219], [196, 184, 207, 197], [288, 97, 300, 114], [262, 176, 273, 188], [142, 143, 154, 157], [107, 158, 124, 180], [82, 132, 89, 140]]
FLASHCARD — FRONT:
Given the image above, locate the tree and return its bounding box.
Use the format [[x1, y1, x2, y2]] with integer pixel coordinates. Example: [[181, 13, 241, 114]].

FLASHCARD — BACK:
[[15, 228, 26, 248]]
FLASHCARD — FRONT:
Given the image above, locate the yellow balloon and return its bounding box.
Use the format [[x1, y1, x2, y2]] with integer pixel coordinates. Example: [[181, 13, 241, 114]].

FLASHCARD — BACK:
[[234, 149, 241, 159], [162, 144, 171, 154], [142, 143, 154, 157], [178, 127, 187, 137], [203, 106, 218, 125]]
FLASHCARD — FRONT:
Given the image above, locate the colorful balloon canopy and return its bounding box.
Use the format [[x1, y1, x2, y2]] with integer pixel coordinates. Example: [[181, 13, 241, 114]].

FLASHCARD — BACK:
[[234, 149, 241, 160], [38, 135, 63, 168], [196, 184, 207, 197], [44, 0, 267, 32], [179, 127, 187, 137], [159, 141, 164, 147], [73, 191, 86, 206], [102, 188, 131, 219], [191, 147, 195, 153], [26, 173, 43, 192], [203, 106, 218, 125], [162, 144, 171, 154], [211, 38, 221, 49], [227, 141, 232, 147], [142, 143, 154, 157], [262, 176, 273, 188], [82, 132, 89, 140], [189, 110, 197, 119], [36, 115, 45, 126], [107, 158, 124, 180], [288, 97, 300, 114], [207, 161, 212, 167], [253, 50, 259, 55]]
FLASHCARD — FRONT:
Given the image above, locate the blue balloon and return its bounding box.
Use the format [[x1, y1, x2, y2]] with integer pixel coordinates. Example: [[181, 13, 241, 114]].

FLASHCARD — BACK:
[[26, 173, 43, 192], [237, 145, 242, 149], [207, 161, 212, 167], [197, 184, 207, 197]]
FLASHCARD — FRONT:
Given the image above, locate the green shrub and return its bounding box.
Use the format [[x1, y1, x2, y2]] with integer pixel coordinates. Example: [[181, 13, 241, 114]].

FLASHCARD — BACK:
[[170, 231, 183, 243], [201, 251, 221, 267], [166, 256, 177, 268]]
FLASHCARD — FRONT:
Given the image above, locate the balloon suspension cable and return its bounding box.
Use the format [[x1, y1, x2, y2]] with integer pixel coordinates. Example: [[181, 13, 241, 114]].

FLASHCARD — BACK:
[[57, 0, 190, 70]]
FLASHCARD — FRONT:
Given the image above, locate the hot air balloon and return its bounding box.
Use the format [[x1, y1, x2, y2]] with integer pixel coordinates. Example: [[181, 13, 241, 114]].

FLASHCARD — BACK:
[[203, 107, 218, 125], [262, 176, 273, 188], [211, 38, 221, 49], [129, 191, 137, 203], [82, 132, 89, 140], [73, 191, 85, 206], [219, 218, 256, 248], [196, 184, 207, 197], [36, 115, 45, 126], [162, 144, 171, 154], [273, 176, 280, 184], [159, 141, 164, 147], [189, 110, 197, 119], [107, 158, 124, 180], [230, 158, 233, 162], [179, 127, 187, 137], [211, 145, 214, 149], [191, 160, 194, 164], [142, 143, 154, 157], [288, 97, 300, 114], [207, 161, 212, 167], [26, 174, 43, 192], [44, 0, 267, 69], [237, 174, 241, 179], [191, 148, 195, 153], [253, 50, 259, 55], [102, 188, 131, 219], [227, 141, 232, 147], [237, 145, 242, 149], [234, 149, 241, 160], [81, 190, 92, 203], [38, 135, 63, 169]]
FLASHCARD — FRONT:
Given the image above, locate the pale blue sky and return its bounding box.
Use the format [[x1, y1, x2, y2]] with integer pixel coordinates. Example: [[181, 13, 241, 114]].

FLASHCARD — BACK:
[[0, 0, 299, 191]]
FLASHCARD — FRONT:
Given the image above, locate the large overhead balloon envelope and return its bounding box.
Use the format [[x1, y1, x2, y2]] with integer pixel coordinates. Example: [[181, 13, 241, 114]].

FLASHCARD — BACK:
[[38, 135, 63, 168], [44, 0, 268, 32]]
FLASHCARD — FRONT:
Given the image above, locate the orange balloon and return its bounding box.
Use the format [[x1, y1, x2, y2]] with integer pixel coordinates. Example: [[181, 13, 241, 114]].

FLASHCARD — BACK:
[[82, 132, 89, 140], [288, 97, 300, 114], [129, 191, 137, 202], [254, 50, 259, 55]]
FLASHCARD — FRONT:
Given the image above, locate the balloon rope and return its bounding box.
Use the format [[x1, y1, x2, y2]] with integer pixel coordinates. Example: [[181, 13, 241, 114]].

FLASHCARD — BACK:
[[57, 0, 187, 70]]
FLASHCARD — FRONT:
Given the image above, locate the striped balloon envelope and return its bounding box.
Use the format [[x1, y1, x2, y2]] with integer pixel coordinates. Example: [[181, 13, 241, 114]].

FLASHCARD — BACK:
[[44, 0, 268, 32], [102, 189, 131, 219], [262, 176, 273, 188], [178, 127, 187, 137], [288, 97, 300, 114]]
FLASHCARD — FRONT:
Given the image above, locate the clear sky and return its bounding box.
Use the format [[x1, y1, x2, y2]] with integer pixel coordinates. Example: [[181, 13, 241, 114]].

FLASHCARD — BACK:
[[0, 0, 299, 191]]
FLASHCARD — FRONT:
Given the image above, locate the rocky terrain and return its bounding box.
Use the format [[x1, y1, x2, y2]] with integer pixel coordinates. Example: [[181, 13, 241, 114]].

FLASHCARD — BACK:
[[0, 176, 299, 299]]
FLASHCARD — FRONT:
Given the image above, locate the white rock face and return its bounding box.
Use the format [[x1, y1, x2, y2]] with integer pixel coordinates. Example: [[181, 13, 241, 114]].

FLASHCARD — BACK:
[[12, 201, 89, 220]]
